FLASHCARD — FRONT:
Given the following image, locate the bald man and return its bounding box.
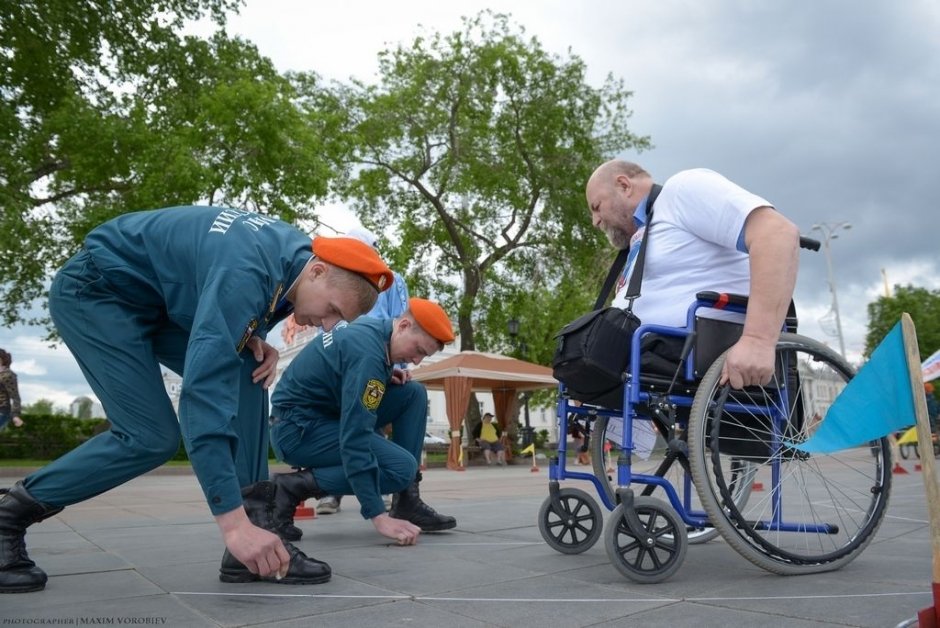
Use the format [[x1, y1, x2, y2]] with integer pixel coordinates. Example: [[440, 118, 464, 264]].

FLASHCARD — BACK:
[[585, 160, 800, 388]]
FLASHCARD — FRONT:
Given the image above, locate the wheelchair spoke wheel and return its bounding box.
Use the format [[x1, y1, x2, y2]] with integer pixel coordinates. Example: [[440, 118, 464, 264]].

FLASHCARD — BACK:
[[604, 497, 688, 583], [688, 333, 891, 575], [591, 415, 748, 545], [538, 488, 603, 554]]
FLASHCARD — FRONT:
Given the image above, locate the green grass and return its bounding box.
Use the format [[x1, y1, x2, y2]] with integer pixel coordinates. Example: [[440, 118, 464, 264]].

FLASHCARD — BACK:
[[0, 459, 51, 467]]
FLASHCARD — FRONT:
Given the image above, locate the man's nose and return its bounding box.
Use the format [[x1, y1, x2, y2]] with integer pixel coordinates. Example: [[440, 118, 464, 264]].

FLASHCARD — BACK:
[[592, 214, 602, 228]]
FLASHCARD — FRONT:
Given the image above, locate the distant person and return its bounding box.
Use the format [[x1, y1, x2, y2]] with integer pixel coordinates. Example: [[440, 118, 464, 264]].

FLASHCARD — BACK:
[[0, 206, 394, 593], [568, 416, 590, 466], [0, 349, 24, 432], [219, 299, 459, 583], [474, 413, 506, 466], [313, 226, 411, 518], [926, 382, 939, 432]]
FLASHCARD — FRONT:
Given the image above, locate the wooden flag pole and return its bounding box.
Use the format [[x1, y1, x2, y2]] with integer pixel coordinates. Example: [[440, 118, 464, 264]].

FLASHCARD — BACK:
[[902, 314, 940, 627]]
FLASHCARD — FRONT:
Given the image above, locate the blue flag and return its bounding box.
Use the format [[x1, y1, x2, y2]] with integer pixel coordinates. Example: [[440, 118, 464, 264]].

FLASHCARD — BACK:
[[790, 322, 915, 453]]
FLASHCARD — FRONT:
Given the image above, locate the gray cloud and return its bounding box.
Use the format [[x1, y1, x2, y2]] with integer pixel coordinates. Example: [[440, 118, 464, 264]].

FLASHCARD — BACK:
[[8, 1, 939, 405]]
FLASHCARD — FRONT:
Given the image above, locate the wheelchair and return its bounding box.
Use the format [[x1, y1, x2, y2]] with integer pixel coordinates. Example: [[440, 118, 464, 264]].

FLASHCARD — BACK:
[[538, 246, 892, 583]]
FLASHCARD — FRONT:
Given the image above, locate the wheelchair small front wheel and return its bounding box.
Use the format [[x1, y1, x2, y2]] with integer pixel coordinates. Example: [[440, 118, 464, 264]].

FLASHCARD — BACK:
[[538, 488, 603, 554], [604, 496, 688, 584]]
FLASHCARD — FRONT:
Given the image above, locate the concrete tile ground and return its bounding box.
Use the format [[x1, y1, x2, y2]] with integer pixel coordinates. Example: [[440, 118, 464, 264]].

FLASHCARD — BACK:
[[0, 462, 934, 627]]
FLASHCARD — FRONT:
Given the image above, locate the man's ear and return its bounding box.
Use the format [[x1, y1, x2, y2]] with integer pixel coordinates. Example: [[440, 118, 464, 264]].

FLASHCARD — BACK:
[[307, 260, 327, 280], [615, 173, 633, 196]]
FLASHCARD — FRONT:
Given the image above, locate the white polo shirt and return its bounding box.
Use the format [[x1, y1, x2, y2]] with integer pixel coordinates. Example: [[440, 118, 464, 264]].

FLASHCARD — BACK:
[[610, 168, 773, 327]]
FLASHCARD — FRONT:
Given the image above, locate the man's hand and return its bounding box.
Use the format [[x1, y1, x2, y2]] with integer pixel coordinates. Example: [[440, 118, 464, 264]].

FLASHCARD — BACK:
[[720, 335, 777, 389], [371, 512, 421, 545], [11, 416, 23, 427], [216, 507, 291, 578], [390, 367, 412, 385], [246, 336, 279, 389]]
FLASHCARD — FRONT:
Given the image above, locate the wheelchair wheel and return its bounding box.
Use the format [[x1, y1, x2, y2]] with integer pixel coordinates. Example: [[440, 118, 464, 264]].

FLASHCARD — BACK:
[[591, 415, 754, 545], [687, 333, 891, 575], [603, 496, 688, 583], [538, 487, 603, 554]]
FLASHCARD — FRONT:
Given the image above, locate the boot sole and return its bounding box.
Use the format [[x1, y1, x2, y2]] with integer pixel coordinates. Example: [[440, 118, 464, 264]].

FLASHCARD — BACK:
[[219, 570, 260, 584], [0, 583, 47, 593], [219, 570, 332, 585], [418, 521, 457, 532], [270, 573, 332, 585]]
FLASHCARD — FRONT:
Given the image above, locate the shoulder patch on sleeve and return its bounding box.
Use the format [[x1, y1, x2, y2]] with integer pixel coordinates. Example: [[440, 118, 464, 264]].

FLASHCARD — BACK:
[[361, 379, 386, 411]]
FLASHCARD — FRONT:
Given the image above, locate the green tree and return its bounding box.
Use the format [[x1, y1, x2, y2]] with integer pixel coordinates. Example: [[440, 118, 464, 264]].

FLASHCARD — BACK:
[[1, 1, 343, 331], [332, 12, 649, 356], [22, 398, 56, 416], [864, 285, 940, 360]]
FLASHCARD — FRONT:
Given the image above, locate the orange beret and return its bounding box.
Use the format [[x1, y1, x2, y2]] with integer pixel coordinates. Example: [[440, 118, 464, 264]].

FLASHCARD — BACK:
[[312, 236, 394, 293], [409, 298, 455, 343]]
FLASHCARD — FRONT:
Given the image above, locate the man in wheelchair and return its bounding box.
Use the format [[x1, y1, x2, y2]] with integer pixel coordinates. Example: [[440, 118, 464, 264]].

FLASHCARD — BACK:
[[585, 160, 800, 390], [540, 160, 889, 583]]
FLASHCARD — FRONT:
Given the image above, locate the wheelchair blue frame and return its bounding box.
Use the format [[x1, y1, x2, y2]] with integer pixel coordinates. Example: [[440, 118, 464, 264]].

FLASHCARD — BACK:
[[552, 297, 731, 515], [550, 293, 840, 536]]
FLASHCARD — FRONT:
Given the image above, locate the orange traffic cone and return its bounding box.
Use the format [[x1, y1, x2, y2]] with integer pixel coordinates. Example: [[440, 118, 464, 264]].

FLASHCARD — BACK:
[[294, 500, 316, 520]]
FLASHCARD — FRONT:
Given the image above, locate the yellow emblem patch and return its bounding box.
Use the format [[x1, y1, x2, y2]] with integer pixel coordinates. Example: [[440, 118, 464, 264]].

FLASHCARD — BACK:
[[362, 379, 386, 411]]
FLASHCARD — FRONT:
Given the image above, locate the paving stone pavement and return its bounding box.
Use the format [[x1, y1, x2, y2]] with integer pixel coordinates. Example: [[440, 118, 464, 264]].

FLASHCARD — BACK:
[[0, 462, 934, 627]]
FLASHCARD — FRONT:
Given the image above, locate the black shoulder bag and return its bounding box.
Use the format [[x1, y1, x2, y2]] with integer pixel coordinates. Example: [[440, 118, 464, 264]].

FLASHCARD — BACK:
[[551, 184, 662, 409]]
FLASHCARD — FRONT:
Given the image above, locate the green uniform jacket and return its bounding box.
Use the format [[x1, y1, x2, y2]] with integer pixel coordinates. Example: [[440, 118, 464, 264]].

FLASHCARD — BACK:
[[272, 318, 393, 518], [84, 206, 310, 514]]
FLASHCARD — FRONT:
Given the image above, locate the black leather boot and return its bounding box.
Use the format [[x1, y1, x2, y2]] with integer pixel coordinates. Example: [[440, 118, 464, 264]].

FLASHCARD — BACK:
[[0, 482, 63, 593], [271, 469, 324, 541], [388, 471, 456, 532], [218, 481, 331, 585]]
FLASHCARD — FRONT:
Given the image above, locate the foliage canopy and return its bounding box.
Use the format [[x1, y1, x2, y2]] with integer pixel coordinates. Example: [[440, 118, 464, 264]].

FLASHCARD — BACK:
[[331, 12, 649, 357], [865, 285, 940, 361], [1, 0, 342, 329]]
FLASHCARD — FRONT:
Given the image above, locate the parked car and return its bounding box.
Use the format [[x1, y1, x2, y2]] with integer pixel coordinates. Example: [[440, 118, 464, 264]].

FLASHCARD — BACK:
[[424, 432, 447, 445]]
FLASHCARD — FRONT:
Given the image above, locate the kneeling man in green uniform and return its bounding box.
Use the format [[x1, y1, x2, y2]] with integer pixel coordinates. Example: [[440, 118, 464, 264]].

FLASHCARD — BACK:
[[0, 207, 394, 593], [220, 298, 458, 583]]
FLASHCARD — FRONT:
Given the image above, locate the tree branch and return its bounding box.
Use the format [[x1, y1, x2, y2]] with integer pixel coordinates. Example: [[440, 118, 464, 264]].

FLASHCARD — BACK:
[[31, 182, 131, 207]]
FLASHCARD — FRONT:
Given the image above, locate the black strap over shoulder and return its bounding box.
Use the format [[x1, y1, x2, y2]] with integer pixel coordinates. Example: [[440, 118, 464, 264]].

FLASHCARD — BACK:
[[594, 249, 629, 310], [593, 183, 663, 310]]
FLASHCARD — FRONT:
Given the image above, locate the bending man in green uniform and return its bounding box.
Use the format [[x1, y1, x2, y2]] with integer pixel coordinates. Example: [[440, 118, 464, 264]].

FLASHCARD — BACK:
[[0, 206, 394, 593], [219, 298, 458, 581]]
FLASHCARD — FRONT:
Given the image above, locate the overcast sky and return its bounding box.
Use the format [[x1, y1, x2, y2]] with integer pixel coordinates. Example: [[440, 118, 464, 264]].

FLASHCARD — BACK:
[[4, 0, 939, 409]]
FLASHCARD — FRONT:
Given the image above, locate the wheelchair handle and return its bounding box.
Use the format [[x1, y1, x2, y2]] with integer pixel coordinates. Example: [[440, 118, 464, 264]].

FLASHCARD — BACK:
[[799, 236, 820, 251]]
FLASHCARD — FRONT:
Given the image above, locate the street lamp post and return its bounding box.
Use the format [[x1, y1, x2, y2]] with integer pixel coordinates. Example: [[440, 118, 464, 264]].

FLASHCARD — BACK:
[[507, 318, 534, 447], [811, 222, 852, 358]]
